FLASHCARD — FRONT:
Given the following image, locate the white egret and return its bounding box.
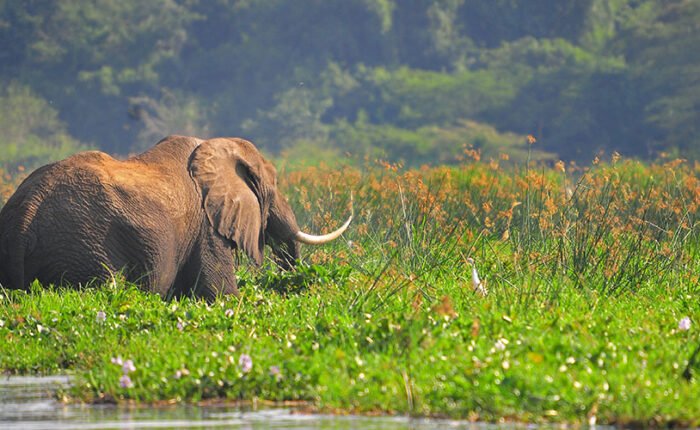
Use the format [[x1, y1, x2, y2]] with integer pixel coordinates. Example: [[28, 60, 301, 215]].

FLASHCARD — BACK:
[[466, 257, 488, 296]]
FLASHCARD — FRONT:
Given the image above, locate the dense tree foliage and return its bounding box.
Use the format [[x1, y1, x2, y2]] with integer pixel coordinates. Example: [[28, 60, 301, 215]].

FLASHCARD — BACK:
[[0, 0, 698, 167]]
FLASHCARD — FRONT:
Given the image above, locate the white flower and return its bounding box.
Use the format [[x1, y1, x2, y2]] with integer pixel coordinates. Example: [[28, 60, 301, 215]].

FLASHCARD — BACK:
[[96, 311, 106, 323], [174, 368, 190, 379], [678, 317, 691, 331], [224, 308, 235, 318], [494, 338, 507, 351]]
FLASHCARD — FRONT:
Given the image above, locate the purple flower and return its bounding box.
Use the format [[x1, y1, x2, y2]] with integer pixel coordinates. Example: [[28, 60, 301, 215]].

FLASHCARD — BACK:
[[269, 365, 282, 380], [119, 374, 133, 388], [111, 356, 123, 365], [679, 317, 691, 331], [238, 353, 253, 373], [176, 321, 184, 331], [122, 359, 136, 374], [96, 311, 106, 323]]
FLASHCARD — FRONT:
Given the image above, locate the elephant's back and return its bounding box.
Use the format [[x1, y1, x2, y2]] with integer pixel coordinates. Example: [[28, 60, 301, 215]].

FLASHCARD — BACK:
[[3, 146, 196, 237], [3, 151, 115, 215], [0, 151, 108, 227], [9, 150, 116, 194], [1, 151, 119, 239]]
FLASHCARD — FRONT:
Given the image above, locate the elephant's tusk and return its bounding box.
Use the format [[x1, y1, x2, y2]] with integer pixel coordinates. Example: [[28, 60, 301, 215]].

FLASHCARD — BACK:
[[295, 215, 352, 245]]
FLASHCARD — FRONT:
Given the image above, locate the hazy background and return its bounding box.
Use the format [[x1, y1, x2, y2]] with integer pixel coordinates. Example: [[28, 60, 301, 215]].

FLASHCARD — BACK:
[[1, 0, 698, 169]]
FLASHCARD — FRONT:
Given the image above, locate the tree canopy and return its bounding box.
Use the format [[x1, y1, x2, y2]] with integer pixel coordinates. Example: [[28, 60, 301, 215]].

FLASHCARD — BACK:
[[1, 0, 698, 167]]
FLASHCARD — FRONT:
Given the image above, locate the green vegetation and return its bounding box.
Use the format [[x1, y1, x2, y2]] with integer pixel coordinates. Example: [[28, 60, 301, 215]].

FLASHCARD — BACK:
[[2, 1, 700, 165], [2, 157, 699, 426]]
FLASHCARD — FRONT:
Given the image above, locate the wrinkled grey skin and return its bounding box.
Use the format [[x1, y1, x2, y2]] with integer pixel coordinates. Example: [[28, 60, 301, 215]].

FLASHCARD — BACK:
[[0, 135, 301, 300]]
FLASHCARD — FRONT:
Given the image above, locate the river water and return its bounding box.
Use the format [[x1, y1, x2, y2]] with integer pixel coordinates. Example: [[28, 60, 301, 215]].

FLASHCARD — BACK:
[[0, 375, 521, 430]]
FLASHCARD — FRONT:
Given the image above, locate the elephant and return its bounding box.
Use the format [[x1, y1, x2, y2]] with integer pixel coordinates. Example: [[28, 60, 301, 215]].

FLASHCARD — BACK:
[[0, 135, 351, 300]]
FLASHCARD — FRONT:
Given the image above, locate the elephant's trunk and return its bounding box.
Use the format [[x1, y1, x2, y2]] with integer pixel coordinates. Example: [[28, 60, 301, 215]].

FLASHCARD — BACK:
[[271, 238, 299, 271], [294, 215, 352, 245]]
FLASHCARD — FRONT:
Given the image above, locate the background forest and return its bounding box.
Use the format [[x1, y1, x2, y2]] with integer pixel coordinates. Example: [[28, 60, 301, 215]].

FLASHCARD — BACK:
[[1, 0, 699, 169]]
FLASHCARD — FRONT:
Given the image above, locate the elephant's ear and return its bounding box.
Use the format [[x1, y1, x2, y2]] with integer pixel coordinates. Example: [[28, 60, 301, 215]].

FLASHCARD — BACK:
[[188, 138, 274, 265]]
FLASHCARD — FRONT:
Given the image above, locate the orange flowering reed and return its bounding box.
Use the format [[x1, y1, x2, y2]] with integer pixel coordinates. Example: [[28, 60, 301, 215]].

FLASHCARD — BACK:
[[277, 155, 700, 295]]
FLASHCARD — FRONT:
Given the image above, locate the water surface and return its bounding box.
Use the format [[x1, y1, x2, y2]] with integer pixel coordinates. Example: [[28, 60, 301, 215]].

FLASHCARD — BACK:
[[0, 375, 534, 429]]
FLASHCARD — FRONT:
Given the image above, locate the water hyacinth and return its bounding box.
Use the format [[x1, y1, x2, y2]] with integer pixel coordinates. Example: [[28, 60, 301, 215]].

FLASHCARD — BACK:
[[678, 317, 691, 331], [112, 356, 136, 388], [239, 353, 253, 373], [119, 374, 133, 388], [122, 359, 136, 374], [269, 365, 282, 380]]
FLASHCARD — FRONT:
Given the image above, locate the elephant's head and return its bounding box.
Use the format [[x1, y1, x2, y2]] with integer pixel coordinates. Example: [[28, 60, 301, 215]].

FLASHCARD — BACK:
[[188, 137, 350, 269]]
